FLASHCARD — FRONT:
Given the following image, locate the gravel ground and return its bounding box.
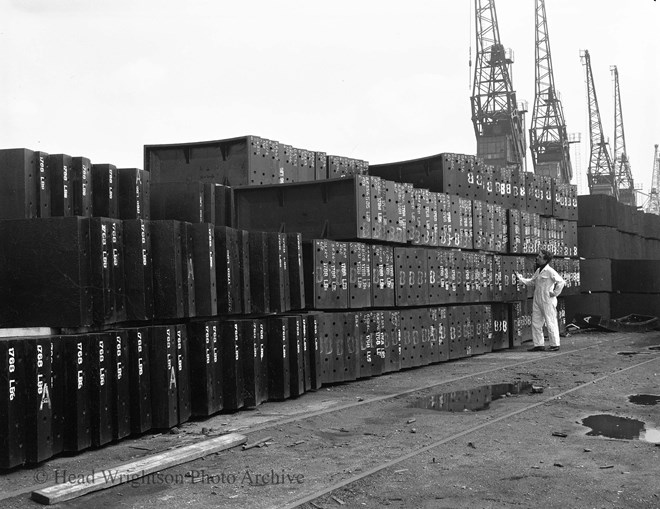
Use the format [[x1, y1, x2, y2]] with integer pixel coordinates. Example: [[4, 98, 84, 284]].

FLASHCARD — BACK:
[[1, 330, 658, 509]]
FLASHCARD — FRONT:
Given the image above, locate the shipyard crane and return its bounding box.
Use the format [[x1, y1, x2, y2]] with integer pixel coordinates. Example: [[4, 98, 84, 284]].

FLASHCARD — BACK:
[[611, 66, 636, 206], [645, 145, 660, 214], [580, 50, 618, 199], [470, 0, 527, 172], [529, 0, 572, 183]]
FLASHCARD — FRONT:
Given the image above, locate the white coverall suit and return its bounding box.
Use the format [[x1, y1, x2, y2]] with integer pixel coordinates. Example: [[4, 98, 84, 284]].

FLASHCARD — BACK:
[[517, 265, 565, 347]]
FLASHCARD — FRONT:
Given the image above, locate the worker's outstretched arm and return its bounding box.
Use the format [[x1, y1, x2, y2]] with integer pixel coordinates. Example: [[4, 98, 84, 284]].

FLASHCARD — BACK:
[[515, 271, 536, 287]]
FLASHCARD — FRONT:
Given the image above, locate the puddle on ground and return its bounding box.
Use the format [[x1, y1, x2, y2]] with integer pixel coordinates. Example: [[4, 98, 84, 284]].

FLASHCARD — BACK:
[[629, 394, 660, 406], [617, 351, 640, 355], [411, 382, 533, 412], [582, 414, 660, 443]]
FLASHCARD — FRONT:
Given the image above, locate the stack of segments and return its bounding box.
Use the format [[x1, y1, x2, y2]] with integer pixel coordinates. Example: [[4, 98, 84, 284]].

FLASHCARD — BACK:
[[0, 141, 581, 470], [565, 194, 660, 322]]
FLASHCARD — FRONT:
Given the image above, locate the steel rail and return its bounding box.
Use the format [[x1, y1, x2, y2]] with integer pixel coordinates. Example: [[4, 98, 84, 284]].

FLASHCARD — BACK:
[[281, 353, 660, 509]]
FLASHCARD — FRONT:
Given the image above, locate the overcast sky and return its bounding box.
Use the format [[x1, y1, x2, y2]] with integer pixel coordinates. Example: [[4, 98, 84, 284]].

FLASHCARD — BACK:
[[1, 0, 657, 200]]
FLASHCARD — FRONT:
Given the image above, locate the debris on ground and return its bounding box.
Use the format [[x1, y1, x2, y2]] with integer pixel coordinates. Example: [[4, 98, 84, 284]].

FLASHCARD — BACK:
[[554, 463, 564, 467], [331, 495, 345, 505], [532, 385, 544, 393], [242, 436, 272, 451], [407, 418, 417, 424], [552, 432, 568, 438], [128, 445, 153, 451]]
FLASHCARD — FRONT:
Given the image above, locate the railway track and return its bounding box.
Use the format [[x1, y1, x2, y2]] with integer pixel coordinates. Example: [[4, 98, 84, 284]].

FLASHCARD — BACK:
[[2, 333, 658, 508], [283, 352, 660, 509], [241, 340, 607, 436]]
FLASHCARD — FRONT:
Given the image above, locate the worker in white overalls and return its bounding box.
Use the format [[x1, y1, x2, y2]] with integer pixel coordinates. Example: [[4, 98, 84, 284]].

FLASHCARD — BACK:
[[515, 250, 566, 352]]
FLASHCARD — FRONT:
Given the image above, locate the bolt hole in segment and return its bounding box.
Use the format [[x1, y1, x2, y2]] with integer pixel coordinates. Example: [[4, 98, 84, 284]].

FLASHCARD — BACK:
[[410, 381, 533, 412], [582, 415, 660, 444]]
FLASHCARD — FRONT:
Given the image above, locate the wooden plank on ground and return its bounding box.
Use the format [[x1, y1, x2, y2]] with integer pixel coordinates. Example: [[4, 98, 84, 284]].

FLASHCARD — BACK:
[[31, 433, 247, 505]]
